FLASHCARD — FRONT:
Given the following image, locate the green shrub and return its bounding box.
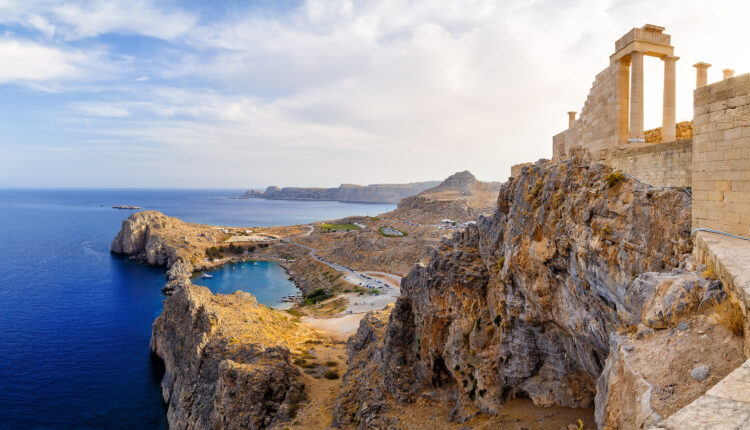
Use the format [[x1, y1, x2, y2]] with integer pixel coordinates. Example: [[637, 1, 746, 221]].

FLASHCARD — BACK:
[[605, 172, 625, 187], [302, 288, 333, 305]]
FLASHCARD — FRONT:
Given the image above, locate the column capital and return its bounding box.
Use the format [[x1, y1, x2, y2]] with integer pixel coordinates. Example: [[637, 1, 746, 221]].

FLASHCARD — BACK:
[[723, 69, 735, 79], [662, 55, 680, 62], [693, 62, 712, 69]]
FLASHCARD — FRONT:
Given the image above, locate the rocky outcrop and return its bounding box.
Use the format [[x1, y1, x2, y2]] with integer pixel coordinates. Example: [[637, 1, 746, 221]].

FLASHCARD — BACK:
[[151, 280, 318, 430], [334, 159, 693, 424], [110, 210, 220, 270], [391, 171, 502, 223], [242, 181, 441, 204], [331, 308, 397, 429]]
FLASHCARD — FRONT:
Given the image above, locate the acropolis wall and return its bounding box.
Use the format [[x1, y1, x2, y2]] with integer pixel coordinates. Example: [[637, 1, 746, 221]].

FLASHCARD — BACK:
[[692, 73, 750, 236]]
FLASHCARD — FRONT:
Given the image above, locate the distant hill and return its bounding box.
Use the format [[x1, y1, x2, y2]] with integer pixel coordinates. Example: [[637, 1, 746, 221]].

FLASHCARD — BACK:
[[240, 181, 441, 204], [389, 171, 502, 222]]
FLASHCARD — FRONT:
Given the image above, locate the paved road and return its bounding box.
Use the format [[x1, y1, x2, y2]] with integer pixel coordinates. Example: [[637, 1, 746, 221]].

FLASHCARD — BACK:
[[282, 228, 401, 314]]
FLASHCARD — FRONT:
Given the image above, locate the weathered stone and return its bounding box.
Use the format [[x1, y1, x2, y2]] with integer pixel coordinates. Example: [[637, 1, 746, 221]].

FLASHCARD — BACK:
[[334, 159, 692, 423], [690, 365, 710, 381]]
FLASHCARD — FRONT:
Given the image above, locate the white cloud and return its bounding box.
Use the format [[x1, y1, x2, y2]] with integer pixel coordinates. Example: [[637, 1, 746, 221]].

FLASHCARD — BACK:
[[3, 0, 750, 187], [0, 37, 90, 84], [0, 0, 197, 41]]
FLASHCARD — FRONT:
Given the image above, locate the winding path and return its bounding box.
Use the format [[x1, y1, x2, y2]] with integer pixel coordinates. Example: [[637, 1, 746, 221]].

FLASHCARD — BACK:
[[282, 229, 401, 306]]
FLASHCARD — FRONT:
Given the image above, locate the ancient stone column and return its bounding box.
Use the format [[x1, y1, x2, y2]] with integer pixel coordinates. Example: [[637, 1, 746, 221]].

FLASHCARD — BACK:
[[567, 111, 576, 128], [723, 69, 735, 80], [629, 51, 645, 142], [617, 57, 631, 144], [662, 56, 678, 143], [693, 62, 711, 88]]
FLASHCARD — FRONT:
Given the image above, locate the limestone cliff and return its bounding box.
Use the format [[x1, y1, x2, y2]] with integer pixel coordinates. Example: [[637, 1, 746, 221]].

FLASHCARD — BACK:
[[333, 160, 693, 427], [242, 181, 440, 204], [111, 210, 223, 271], [151, 280, 317, 430], [113, 211, 321, 429]]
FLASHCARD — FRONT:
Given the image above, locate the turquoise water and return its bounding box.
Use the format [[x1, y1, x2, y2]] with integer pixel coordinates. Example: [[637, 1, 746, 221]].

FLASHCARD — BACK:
[[194, 261, 299, 307], [0, 189, 394, 429]]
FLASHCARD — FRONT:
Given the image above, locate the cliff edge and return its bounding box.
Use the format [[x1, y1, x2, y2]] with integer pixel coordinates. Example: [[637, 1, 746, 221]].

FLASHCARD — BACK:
[[333, 159, 709, 428]]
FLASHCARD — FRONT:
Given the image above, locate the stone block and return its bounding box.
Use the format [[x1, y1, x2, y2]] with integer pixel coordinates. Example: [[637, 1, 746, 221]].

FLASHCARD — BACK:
[[716, 181, 733, 192], [657, 395, 750, 429]]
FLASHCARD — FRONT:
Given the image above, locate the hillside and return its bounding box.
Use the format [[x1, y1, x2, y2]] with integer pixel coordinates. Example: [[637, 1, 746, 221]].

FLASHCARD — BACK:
[[389, 170, 502, 223]]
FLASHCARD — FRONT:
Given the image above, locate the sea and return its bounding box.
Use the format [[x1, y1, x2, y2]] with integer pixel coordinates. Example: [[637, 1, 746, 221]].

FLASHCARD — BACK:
[[0, 189, 394, 429]]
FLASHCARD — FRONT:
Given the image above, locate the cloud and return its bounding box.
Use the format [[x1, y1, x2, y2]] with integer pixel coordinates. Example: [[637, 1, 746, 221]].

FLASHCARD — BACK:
[[0, 0, 197, 41], [2, 0, 750, 188], [0, 37, 91, 84]]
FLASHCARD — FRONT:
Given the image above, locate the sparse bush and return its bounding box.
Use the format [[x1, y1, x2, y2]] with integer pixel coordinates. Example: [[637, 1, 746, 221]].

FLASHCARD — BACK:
[[493, 315, 502, 326], [302, 289, 333, 305], [602, 225, 612, 235], [604, 172, 625, 187], [709, 298, 744, 337], [702, 267, 718, 280], [496, 256, 505, 272], [324, 361, 338, 367], [323, 370, 340, 380]]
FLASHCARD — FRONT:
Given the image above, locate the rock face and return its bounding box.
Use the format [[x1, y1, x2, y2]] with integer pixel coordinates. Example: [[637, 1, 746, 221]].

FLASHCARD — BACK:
[[331, 308, 397, 429], [242, 181, 441, 204], [151, 282, 312, 430], [110, 210, 220, 270], [334, 160, 693, 424], [112, 212, 318, 429]]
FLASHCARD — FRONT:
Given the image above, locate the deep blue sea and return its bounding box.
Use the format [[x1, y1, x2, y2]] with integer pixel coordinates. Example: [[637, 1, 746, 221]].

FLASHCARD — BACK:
[[0, 189, 394, 429]]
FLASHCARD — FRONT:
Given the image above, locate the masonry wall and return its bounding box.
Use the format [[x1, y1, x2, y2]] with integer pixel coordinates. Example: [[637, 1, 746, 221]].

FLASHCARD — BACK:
[[692, 73, 750, 236], [553, 63, 619, 161], [609, 140, 692, 187]]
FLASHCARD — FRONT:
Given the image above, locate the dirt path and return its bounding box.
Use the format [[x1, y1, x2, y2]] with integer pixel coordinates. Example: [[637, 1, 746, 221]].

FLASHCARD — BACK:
[[300, 314, 365, 340]]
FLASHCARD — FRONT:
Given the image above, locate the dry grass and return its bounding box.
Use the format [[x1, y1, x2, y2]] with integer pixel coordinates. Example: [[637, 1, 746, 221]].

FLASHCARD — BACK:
[[616, 323, 638, 336], [708, 298, 744, 337], [702, 267, 718, 280]]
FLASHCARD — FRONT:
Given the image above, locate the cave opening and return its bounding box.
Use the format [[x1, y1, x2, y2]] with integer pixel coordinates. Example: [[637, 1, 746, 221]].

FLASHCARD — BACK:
[[431, 356, 457, 389]]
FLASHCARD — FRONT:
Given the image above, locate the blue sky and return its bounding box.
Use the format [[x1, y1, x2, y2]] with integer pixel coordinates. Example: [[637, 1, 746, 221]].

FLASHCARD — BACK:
[[1, 0, 748, 188]]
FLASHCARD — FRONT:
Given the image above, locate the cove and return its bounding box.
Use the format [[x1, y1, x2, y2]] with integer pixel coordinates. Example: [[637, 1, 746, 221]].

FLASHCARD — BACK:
[[193, 261, 299, 308]]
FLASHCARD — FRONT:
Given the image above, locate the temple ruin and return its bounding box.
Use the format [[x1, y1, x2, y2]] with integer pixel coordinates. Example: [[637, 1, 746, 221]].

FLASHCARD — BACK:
[[550, 24, 694, 187], [540, 23, 750, 238]]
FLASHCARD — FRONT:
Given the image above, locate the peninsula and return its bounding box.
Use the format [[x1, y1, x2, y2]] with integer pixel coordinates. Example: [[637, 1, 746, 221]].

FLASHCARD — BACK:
[[240, 180, 441, 204]]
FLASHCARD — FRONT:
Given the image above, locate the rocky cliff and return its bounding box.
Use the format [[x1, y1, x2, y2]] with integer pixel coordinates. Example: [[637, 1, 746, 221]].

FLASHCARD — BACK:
[[151, 279, 318, 430], [242, 181, 440, 204], [112, 211, 323, 429], [111, 210, 223, 272], [333, 160, 696, 427]]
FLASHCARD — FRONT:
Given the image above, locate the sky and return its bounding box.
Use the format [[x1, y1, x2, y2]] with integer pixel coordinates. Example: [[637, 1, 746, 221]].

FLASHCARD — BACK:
[[0, 0, 748, 188]]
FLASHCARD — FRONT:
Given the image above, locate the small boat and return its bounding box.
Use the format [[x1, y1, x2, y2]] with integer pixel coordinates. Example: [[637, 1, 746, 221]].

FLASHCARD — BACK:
[[253, 262, 258, 266], [201, 273, 213, 279]]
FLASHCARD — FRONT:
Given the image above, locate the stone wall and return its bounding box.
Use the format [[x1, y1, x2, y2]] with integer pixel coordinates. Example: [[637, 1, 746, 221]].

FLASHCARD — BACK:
[[692, 73, 750, 237], [644, 120, 694, 144], [553, 63, 619, 162], [608, 140, 692, 188]]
